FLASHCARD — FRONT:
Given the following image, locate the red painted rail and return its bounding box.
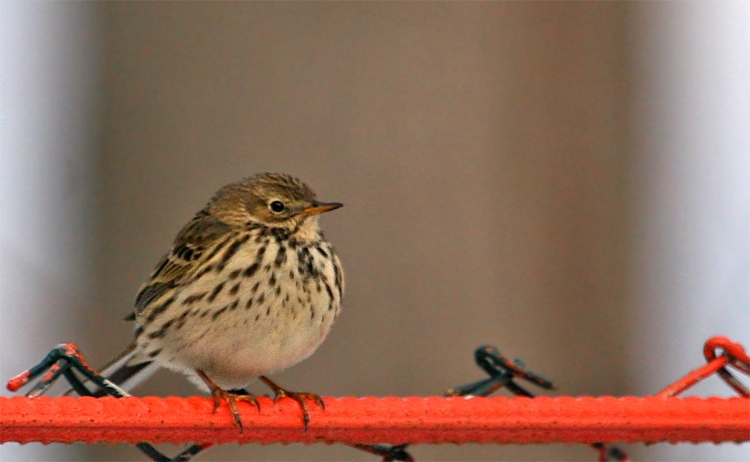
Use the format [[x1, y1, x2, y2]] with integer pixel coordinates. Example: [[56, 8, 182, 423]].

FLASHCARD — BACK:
[[1, 395, 748, 445]]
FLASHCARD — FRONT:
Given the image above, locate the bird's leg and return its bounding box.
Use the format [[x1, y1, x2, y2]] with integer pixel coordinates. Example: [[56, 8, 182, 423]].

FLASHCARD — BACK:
[[259, 375, 324, 430], [196, 370, 259, 431]]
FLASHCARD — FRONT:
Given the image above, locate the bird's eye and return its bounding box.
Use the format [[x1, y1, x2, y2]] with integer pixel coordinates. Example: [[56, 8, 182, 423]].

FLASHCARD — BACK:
[[269, 201, 285, 213]]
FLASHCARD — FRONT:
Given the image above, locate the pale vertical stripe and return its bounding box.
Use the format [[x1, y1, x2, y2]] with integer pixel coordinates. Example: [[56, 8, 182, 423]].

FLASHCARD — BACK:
[[629, 1, 750, 460], [0, 3, 100, 461]]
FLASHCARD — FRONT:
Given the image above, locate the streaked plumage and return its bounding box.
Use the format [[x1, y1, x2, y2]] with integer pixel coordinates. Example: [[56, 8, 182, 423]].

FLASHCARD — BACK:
[[107, 173, 344, 428]]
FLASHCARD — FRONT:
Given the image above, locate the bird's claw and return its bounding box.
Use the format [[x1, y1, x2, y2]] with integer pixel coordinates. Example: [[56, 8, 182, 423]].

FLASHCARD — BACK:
[[260, 375, 324, 430], [198, 370, 260, 432]]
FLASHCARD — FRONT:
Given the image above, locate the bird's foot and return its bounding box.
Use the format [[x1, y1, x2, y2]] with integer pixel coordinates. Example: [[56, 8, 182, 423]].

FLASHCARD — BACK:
[[259, 375, 324, 430], [197, 370, 259, 431]]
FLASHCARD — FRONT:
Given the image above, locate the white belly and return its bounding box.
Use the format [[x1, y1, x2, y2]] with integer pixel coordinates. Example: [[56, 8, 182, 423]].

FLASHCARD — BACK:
[[137, 236, 343, 390]]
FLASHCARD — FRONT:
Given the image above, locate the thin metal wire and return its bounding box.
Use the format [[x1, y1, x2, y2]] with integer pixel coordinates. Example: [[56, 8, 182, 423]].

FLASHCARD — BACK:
[[3, 337, 749, 462]]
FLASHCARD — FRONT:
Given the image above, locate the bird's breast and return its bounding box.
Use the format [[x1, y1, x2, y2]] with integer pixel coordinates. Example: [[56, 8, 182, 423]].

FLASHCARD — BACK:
[[135, 230, 343, 389]]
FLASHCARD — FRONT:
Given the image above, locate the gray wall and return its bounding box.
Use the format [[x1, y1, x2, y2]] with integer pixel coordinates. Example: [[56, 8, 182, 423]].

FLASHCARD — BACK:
[[2, 2, 748, 461], [96, 5, 630, 459], [1, 3, 101, 461]]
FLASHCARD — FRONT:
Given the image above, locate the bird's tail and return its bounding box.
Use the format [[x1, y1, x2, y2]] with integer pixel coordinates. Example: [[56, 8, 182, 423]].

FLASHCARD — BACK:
[[63, 343, 159, 397]]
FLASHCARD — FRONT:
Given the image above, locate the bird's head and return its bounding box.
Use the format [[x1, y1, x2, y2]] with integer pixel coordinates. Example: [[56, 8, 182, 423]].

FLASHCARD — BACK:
[[207, 173, 342, 237]]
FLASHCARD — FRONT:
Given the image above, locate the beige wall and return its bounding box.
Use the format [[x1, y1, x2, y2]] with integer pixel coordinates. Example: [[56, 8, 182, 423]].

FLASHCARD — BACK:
[[88, 3, 632, 460]]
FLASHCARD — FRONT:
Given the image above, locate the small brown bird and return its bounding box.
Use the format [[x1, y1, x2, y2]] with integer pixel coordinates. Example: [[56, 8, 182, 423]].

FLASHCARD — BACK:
[[100, 173, 344, 429]]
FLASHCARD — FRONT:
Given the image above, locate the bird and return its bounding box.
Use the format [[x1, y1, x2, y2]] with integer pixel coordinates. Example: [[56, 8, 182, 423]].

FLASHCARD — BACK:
[[93, 172, 344, 430]]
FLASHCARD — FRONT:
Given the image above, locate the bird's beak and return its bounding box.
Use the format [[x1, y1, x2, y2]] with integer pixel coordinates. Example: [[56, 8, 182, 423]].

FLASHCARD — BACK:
[[302, 201, 343, 216]]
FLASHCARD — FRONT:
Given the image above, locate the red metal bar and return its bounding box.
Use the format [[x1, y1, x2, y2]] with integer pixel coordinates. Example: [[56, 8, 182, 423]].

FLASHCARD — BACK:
[[656, 336, 750, 398], [1, 395, 748, 445]]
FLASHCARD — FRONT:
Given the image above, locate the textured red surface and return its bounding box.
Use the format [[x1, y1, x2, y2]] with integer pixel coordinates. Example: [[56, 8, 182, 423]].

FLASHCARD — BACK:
[[1, 395, 748, 445]]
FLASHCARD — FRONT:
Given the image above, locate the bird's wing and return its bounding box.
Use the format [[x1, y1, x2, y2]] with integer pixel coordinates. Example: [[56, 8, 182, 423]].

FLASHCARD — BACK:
[[132, 211, 233, 317]]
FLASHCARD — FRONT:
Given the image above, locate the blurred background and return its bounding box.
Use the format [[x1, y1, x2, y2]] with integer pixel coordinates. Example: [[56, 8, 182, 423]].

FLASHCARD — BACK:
[[1, 2, 748, 461]]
